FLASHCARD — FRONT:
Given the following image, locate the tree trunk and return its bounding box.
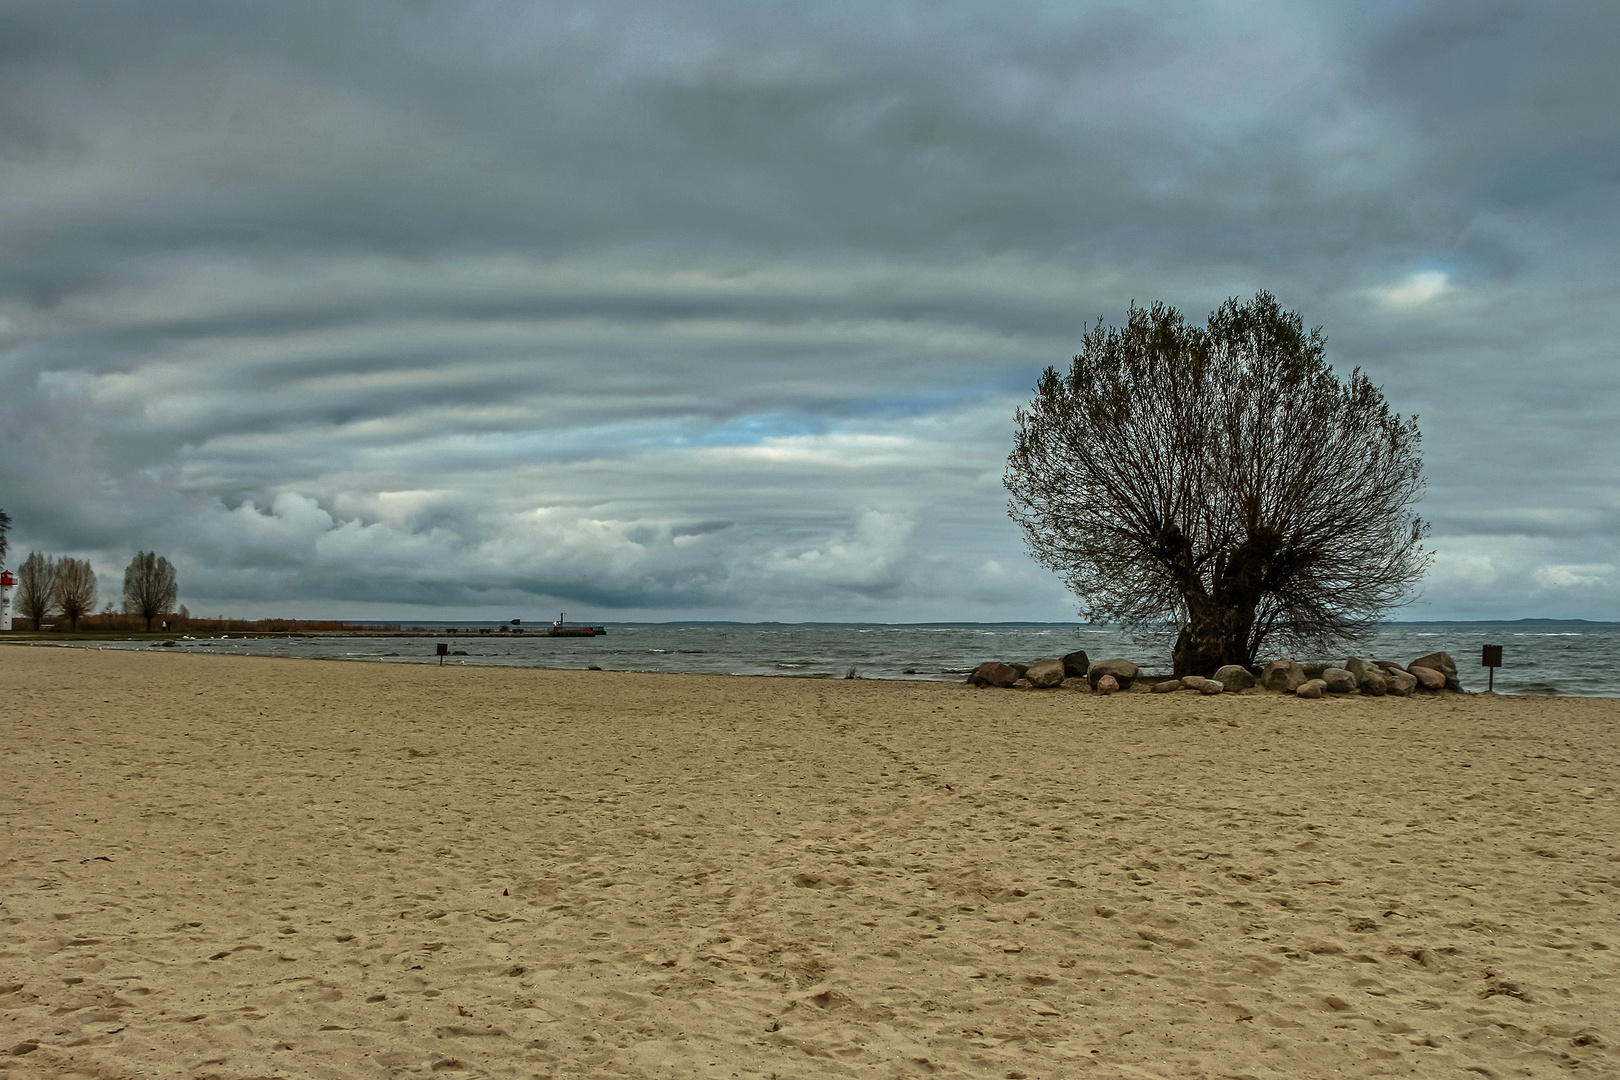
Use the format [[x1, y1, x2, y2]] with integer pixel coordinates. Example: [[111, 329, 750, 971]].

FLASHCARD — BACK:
[[1171, 526, 1283, 676], [1172, 602, 1258, 676], [145, 614, 153, 632]]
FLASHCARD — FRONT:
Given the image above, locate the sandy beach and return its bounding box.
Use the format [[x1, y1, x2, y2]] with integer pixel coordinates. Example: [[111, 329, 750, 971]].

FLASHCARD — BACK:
[[2, 646, 1616, 1079]]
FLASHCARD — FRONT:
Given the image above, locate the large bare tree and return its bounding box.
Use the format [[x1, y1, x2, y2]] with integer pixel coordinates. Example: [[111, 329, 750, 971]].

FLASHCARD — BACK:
[[52, 557, 98, 633], [1006, 293, 1430, 676], [0, 508, 10, 570], [16, 552, 58, 629], [15, 553, 56, 628], [123, 551, 179, 632]]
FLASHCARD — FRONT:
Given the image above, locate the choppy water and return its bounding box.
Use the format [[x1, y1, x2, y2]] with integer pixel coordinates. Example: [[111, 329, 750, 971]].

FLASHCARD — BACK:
[[79, 621, 1620, 696]]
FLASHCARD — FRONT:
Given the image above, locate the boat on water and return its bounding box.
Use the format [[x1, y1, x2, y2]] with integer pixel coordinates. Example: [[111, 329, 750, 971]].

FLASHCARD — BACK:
[[545, 612, 607, 637]]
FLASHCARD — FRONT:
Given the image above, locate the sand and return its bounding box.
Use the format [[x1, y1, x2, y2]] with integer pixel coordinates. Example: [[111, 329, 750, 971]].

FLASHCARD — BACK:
[[1, 646, 1617, 1079]]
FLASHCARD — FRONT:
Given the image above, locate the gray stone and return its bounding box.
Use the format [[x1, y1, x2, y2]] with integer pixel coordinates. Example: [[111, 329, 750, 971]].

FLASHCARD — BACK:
[[1409, 651, 1462, 691], [1322, 667, 1356, 694], [1409, 665, 1446, 692], [1151, 679, 1183, 694], [1061, 650, 1090, 678], [1260, 659, 1308, 693], [1359, 669, 1388, 696], [1384, 668, 1417, 696], [1344, 657, 1374, 682], [1302, 663, 1329, 680], [1088, 658, 1140, 691], [1025, 658, 1066, 689], [1211, 665, 1255, 692], [968, 662, 1019, 688], [1096, 674, 1120, 695], [1179, 675, 1216, 694], [1296, 679, 1326, 699]]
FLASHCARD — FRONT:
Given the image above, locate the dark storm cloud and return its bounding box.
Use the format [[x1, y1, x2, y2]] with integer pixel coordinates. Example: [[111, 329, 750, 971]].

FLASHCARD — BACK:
[[1, 1, 1617, 620]]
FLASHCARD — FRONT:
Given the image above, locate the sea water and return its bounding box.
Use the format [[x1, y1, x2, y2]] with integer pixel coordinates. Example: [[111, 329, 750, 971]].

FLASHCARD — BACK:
[[86, 621, 1620, 696]]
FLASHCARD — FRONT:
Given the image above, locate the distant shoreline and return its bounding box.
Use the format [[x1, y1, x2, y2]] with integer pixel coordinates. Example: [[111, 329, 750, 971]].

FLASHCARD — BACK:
[[6, 617, 1614, 637]]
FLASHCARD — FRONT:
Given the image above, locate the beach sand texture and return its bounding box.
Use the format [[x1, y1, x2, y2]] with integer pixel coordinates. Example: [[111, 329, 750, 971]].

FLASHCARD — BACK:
[[2, 647, 1617, 1079]]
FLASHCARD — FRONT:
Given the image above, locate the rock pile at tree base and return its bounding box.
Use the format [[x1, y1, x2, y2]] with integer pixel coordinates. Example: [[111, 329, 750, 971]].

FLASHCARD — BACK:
[[965, 648, 1469, 698]]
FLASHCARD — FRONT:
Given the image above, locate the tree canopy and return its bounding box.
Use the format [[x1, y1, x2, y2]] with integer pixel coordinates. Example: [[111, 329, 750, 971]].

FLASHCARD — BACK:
[[16, 552, 57, 629], [1006, 292, 1429, 675], [53, 557, 98, 633], [123, 551, 179, 632]]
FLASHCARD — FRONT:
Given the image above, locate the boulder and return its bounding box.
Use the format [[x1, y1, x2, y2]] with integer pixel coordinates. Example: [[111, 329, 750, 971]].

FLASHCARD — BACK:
[[1087, 658, 1140, 692], [1359, 669, 1388, 696], [1409, 651, 1461, 691], [968, 662, 1019, 689], [1179, 675, 1217, 694], [1322, 667, 1356, 694], [1211, 665, 1255, 692], [1296, 679, 1326, 699], [1025, 658, 1066, 689], [1011, 663, 1029, 679], [1096, 674, 1119, 695], [1384, 667, 1417, 697], [1409, 665, 1446, 692], [1061, 650, 1091, 678], [1301, 663, 1329, 680], [1373, 660, 1405, 674], [1344, 656, 1374, 682], [1150, 679, 1183, 694], [1260, 658, 1308, 693]]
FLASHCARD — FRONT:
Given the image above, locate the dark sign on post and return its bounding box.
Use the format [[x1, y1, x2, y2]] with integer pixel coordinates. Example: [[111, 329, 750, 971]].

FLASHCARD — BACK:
[[437, 642, 449, 666], [1482, 644, 1502, 691]]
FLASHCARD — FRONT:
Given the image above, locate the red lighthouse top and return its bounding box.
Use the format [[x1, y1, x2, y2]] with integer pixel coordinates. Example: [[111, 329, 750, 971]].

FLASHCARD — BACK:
[[0, 571, 14, 586]]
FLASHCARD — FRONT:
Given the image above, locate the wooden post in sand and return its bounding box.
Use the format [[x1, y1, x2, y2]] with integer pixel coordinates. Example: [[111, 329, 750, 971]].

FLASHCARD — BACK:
[[436, 642, 448, 666], [1482, 643, 1502, 691]]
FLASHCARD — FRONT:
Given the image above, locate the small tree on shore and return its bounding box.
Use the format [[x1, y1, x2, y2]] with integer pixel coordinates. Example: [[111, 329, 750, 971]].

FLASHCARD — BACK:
[[0, 508, 10, 570], [52, 557, 98, 633], [122, 551, 179, 632], [1006, 292, 1430, 675], [16, 552, 57, 628]]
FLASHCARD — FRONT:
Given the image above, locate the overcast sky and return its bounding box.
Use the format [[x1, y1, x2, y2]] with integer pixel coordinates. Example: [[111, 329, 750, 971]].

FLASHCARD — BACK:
[[2, 1, 1616, 622]]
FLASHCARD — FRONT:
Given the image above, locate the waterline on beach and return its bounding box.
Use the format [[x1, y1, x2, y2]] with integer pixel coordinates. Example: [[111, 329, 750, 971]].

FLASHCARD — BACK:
[[52, 621, 1620, 696]]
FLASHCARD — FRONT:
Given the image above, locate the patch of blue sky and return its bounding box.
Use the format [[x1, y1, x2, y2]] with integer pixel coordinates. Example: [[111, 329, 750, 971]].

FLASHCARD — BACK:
[[842, 381, 1031, 421], [402, 413, 825, 466], [690, 413, 828, 447], [405, 384, 1016, 468]]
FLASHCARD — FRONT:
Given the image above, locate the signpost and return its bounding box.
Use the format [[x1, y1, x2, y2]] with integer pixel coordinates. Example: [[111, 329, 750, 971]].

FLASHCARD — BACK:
[[437, 642, 449, 666], [1482, 644, 1502, 692]]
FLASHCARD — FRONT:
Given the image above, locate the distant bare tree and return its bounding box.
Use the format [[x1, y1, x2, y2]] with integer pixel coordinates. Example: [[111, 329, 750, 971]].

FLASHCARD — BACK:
[[52, 557, 98, 633], [0, 508, 10, 570], [122, 551, 179, 632], [16, 552, 58, 629], [1006, 293, 1430, 675]]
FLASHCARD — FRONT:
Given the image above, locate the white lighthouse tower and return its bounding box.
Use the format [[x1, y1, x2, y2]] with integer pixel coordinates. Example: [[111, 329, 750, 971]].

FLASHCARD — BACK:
[[1, 570, 14, 631]]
